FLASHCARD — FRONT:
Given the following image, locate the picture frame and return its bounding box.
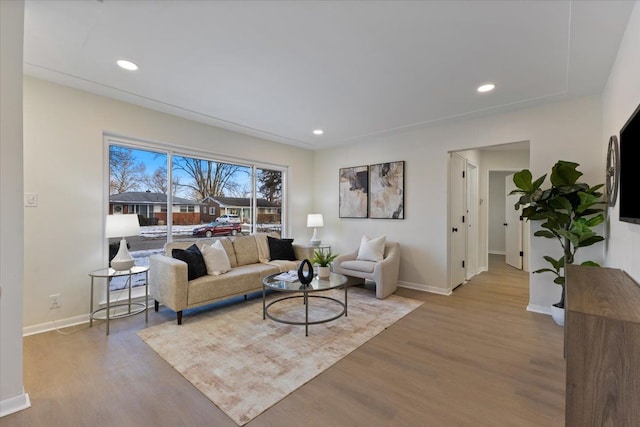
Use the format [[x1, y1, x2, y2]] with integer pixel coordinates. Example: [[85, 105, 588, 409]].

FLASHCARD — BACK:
[[369, 161, 404, 219], [339, 165, 369, 218]]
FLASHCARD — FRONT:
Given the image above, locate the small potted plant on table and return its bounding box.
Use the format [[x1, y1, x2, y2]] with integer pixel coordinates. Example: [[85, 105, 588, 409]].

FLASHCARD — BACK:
[[311, 249, 338, 279]]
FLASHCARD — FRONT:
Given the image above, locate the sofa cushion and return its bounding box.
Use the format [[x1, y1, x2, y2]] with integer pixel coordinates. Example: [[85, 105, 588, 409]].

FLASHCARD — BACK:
[[357, 235, 387, 262], [268, 236, 296, 261], [232, 235, 260, 266], [267, 260, 299, 272], [201, 240, 232, 275], [186, 263, 279, 305], [341, 260, 376, 273], [217, 238, 238, 268], [253, 233, 271, 263], [172, 244, 207, 280]]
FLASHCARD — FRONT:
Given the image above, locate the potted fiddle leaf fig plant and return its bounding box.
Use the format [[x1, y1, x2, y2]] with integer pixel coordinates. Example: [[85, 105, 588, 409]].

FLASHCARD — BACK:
[[510, 160, 606, 325], [311, 249, 338, 279]]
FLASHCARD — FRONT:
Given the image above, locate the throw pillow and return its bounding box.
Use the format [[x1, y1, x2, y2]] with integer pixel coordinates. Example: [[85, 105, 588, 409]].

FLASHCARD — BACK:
[[267, 236, 297, 261], [172, 244, 207, 281], [201, 240, 232, 275], [356, 235, 386, 262]]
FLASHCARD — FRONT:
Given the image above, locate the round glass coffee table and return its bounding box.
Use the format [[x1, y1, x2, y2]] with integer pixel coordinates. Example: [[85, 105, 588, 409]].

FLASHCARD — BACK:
[[262, 272, 348, 336]]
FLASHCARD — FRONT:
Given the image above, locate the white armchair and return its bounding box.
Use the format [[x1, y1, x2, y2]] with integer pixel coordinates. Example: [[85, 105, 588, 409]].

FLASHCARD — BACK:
[[333, 241, 400, 299]]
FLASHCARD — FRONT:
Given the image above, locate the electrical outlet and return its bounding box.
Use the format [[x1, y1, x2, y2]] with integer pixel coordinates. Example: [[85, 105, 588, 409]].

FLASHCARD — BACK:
[[49, 293, 61, 309]]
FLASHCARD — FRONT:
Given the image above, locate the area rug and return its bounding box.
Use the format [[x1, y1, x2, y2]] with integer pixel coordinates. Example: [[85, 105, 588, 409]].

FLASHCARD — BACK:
[[137, 287, 423, 425]]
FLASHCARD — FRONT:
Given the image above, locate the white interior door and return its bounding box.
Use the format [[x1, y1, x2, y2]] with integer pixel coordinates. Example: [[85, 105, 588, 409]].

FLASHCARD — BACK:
[[505, 173, 523, 269], [449, 154, 467, 289]]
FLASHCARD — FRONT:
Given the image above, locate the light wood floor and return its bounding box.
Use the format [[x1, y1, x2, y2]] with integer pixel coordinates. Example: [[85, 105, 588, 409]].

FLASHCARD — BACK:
[[4, 255, 565, 426]]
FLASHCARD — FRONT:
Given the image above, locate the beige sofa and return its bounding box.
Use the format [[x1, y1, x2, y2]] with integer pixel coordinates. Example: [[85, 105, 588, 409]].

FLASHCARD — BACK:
[[149, 233, 313, 324]]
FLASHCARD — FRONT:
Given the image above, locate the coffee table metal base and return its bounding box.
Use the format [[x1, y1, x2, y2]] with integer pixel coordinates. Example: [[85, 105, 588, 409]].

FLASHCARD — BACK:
[[264, 293, 347, 336]]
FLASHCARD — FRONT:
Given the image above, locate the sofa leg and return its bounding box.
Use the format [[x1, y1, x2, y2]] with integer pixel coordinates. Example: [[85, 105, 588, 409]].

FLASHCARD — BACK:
[[177, 311, 183, 325], [244, 294, 247, 301], [154, 300, 159, 312]]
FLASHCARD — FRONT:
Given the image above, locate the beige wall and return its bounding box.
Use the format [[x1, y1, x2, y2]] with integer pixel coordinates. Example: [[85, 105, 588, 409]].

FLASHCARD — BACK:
[[22, 77, 314, 329], [603, 1, 640, 279], [1, 0, 29, 417], [315, 95, 603, 309]]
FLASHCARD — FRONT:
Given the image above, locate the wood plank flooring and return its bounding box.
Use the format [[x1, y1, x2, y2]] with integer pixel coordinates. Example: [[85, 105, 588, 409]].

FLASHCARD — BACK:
[[3, 255, 565, 426]]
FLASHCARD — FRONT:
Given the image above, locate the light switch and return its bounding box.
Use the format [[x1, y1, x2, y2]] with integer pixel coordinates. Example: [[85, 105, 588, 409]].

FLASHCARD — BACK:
[[24, 193, 38, 207]]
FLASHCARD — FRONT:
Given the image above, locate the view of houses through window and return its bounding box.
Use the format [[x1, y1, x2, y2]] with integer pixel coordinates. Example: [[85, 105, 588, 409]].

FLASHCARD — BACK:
[[108, 141, 284, 291]]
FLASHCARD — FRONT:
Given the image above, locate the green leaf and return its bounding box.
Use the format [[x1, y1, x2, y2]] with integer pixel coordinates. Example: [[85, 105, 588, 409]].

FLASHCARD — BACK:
[[542, 256, 563, 271], [513, 170, 534, 192], [557, 228, 580, 248], [585, 214, 605, 227], [548, 196, 572, 212], [580, 261, 601, 267], [531, 175, 547, 191], [579, 208, 605, 217], [589, 183, 605, 193], [521, 205, 538, 219], [533, 268, 560, 275], [554, 276, 565, 285], [550, 161, 582, 186], [577, 236, 605, 248], [577, 192, 600, 213], [534, 230, 556, 239]]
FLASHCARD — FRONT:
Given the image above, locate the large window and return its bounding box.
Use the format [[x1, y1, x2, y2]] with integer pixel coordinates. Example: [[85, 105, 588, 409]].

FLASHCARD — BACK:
[[107, 138, 285, 290]]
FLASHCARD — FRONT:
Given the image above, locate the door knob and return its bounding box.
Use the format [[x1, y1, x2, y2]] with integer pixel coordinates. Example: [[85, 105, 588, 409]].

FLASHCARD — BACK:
[[452, 227, 458, 232]]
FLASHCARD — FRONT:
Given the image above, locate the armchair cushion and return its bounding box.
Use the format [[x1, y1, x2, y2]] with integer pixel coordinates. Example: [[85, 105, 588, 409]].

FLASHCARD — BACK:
[[340, 260, 376, 273], [356, 235, 386, 262]]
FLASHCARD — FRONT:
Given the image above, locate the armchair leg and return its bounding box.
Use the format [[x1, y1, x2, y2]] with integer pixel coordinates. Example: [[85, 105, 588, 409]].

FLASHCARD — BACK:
[[177, 311, 183, 325], [154, 300, 159, 312]]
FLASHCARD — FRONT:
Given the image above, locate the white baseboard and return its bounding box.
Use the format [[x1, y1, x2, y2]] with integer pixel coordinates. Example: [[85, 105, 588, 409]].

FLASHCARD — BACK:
[[526, 304, 552, 316], [24, 294, 152, 336], [489, 250, 506, 255], [398, 281, 452, 296], [0, 390, 31, 418], [23, 313, 90, 337]]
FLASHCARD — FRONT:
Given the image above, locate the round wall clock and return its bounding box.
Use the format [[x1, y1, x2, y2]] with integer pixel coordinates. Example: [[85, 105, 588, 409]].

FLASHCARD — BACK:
[[606, 135, 619, 207]]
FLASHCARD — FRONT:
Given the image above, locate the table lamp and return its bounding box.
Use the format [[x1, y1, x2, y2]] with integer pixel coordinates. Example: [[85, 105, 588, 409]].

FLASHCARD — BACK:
[[106, 214, 140, 271], [307, 213, 324, 246]]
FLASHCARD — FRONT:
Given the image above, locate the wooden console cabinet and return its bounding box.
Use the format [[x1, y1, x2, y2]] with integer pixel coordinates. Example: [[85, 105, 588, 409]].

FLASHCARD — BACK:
[[565, 265, 640, 426]]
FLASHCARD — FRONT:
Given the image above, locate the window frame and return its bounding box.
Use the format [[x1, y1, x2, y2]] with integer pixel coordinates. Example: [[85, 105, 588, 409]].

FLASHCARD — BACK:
[[104, 134, 288, 242]]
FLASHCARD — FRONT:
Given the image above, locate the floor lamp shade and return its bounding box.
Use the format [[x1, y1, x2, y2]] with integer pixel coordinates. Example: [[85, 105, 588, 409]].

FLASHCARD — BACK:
[[106, 214, 141, 271], [307, 214, 324, 246]]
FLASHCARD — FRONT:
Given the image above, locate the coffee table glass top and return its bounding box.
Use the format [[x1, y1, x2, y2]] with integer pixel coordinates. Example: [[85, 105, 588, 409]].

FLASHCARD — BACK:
[[263, 272, 347, 292]]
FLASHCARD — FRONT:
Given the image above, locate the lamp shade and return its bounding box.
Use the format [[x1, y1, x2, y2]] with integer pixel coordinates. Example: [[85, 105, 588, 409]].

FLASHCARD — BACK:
[[307, 214, 324, 228], [105, 214, 140, 238]]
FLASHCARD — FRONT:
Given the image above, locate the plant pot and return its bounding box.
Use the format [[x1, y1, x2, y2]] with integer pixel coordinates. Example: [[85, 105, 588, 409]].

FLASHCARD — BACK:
[[550, 303, 565, 326], [317, 266, 330, 279]]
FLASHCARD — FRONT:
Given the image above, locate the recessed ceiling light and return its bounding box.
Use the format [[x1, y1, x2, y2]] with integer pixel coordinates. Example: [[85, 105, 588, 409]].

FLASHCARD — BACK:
[[313, 129, 324, 135], [117, 59, 139, 71], [477, 83, 495, 93]]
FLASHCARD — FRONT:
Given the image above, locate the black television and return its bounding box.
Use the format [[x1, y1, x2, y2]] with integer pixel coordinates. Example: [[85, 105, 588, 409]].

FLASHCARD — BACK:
[[619, 103, 640, 224]]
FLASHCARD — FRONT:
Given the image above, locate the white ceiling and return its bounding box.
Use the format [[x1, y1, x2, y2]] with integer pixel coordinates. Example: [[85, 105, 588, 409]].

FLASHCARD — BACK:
[[23, 0, 635, 150]]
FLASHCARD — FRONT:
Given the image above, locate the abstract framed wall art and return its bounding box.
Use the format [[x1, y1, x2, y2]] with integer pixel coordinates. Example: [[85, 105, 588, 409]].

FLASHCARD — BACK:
[[369, 161, 404, 219], [339, 165, 368, 218]]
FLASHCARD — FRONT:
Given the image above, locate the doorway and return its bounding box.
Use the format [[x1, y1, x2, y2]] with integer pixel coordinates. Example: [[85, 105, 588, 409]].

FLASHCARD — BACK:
[[448, 141, 530, 291], [488, 170, 530, 273]]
